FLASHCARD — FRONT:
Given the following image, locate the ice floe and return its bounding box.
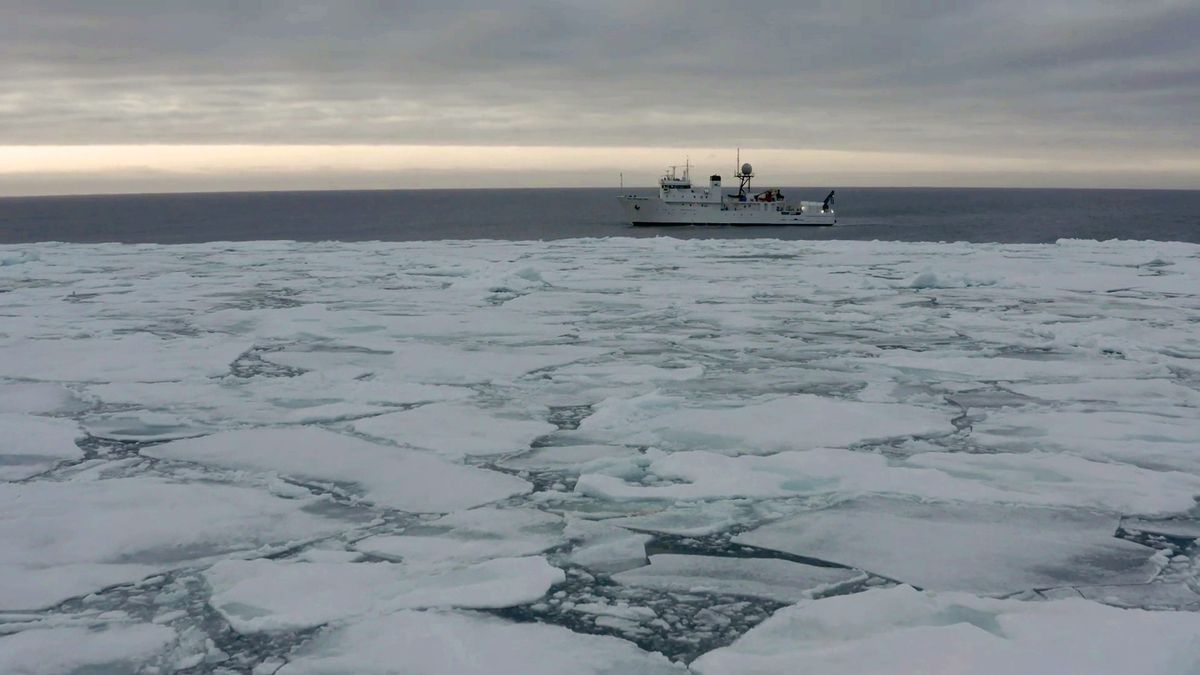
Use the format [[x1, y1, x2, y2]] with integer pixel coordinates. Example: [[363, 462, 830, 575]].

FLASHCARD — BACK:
[[904, 450, 1200, 514], [0, 333, 247, 383], [350, 402, 556, 458], [692, 585, 1200, 675], [578, 394, 950, 454], [613, 554, 863, 603], [564, 517, 653, 573], [735, 497, 1158, 594], [354, 507, 565, 566], [0, 413, 84, 480], [77, 374, 472, 441], [973, 407, 1200, 473], [0, 383, 84, 414], [0, 623, 177, 675], [268, 342, 606, 386], [278, 609, 685, 674], [0, 477, 343, 609], [146, 426, 530, 511], [497, 443, 643, 473], [205, 555, 564, 633], [575, 446, 1200, 513]]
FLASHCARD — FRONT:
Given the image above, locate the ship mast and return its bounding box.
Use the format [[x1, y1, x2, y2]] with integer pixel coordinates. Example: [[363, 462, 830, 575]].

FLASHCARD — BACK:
[[734, 148, 753, 198]]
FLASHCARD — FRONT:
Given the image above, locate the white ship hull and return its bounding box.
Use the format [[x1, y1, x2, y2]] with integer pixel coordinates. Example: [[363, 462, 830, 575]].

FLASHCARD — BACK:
[[619, 196, 835, 226]]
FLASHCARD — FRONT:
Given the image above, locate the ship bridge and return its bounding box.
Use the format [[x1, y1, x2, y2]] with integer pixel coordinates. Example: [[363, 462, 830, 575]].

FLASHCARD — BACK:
[[659, 164, 722, 205]]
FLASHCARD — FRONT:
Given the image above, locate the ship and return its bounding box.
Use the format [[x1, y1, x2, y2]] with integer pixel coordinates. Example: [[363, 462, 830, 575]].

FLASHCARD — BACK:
[[618, 156, 835, 226]]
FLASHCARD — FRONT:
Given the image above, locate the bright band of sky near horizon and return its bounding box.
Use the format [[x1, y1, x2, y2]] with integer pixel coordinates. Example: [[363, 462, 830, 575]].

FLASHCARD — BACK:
[[10, 145, 1200, 175], [3, 145, 1199, 196]]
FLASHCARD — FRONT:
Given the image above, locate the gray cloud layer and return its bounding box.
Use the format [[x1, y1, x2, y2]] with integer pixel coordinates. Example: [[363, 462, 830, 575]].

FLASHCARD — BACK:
[[2, 1, 1198, 166]]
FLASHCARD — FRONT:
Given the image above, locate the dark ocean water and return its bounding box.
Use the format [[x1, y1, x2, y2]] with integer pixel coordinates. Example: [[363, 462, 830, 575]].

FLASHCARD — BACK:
[[1, 187, 1197, 244]]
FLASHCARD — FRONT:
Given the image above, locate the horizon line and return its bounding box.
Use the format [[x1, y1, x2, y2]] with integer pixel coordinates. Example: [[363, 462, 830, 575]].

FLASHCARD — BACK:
[[4, 183, 1199, 200]]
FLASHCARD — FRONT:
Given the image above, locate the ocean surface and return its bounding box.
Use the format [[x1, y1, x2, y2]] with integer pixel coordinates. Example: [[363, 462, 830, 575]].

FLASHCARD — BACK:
[[2, 187, 1197, 244]]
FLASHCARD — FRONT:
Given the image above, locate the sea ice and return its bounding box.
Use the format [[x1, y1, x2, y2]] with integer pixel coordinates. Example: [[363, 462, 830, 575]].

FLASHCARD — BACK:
[[605, 500, 756, 537], [0, 623, 177, 675], [575, 446, 1200, 514], [0, 382, 83, 414], [0, 477, 343, 609], [279, 609, 685, 675], [498, 443, 643, 473], [735, 497, 1157, 594], [551, 362, 704, 385], [1006, 378, 1200, 409], [1072, 582, 1200, 611], [146, 426, 530, 511], [266, 342, 606, 386], [575, 448, 923, 502], [2, 236, 1198, 671], [79, 375, 472, 440], [692, 585, 1200, 675], [205, 556, 564, 633], [353, 506, 565, 566], [0, 413, 84, 480], [973, 408, 1200, 473], [565, 517, 653, 573], [903, 450, 1200, 514], [1121, 517, 1200, 541], [613, 554, 863, 602], [578, 394, 949, 454], [350, 402, 556, 458], [0, 333, 246, 383], [869, 351, 1168, 383]]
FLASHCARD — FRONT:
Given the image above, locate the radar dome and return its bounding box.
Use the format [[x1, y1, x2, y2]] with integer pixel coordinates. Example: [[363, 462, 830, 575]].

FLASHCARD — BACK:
[[741, 163, 753, 175]]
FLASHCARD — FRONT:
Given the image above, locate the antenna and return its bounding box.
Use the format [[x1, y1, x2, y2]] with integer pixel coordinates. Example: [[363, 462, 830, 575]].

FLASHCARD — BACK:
[[734, 148, 753, 197]]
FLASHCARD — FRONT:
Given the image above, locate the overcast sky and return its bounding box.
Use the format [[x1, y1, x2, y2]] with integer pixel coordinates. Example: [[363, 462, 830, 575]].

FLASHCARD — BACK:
[[2, 0, 1197, 194]]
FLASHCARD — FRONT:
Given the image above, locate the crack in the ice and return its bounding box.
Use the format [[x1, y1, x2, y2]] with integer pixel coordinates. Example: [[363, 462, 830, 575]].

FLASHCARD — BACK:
[[230, 346, 308, 378], [488, 565, 792, 664]]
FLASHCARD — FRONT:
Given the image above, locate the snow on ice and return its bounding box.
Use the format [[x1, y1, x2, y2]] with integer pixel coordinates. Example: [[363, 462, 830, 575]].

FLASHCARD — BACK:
[[0, 623, 177, 675], [0, 477, 344, 610], [613, 554, 863, 603], [691, 585, 1200, 675], [205, 555, 564, 633], [577, 393, 950, 454], [354, 507, 565, 566], [146, 426, 531, 512], [278, 609, 685, 675], [350, 402, 557, 458], [734, 497, 1159, 595], [0, 382, 83, 415], [0, 413, 84, 480], [1, 237, 1198, 671]]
